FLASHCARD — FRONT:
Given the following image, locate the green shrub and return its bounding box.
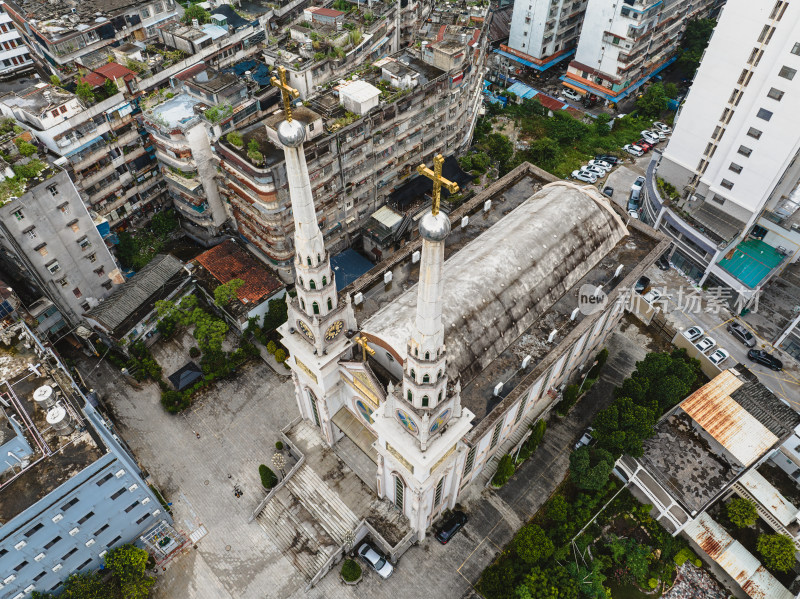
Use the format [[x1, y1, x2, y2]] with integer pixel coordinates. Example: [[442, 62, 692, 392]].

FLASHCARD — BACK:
[[266, 340, 277, 354], [555, 384, 581, 416], [226, 131, 244, 147], [161, 390, 189, 413], [758, 534, 795, 572], [673, 548, 698, 566], [259, 464, 278, 489], [588, 348, 609, 378], [15, 139, 37, 157], [275, 348, 287, 363], [727, 497, 757, 528], [275, 441, 284, 450], [189, 346, 201, 358], [491, 454, 515, 487], [648, 578, 658, 589], [341, 558, 361, 581]]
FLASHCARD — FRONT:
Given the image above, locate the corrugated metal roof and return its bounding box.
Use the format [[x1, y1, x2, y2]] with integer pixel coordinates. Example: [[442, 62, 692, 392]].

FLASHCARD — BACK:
[[685, 512, 793, 599], [681, 370, 778, 466], [738, 469, 799, 527], [371, 205, 402, 229]]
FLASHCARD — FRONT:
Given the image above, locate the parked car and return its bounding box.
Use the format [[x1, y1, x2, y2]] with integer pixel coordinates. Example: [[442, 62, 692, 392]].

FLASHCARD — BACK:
[[748, 349, 783, 371], [623, 144, 644, 157], [643, 288, 662, 304], [640, 130, 660, 144], [708, 348, 731, 366], [602, 186, 614, 198], [649, 129, 667, 141], [357, 542, 394, 578], [653, 122, 672, 133], [656, 252, 671, 270], [631, 176, 645, 192], [582, 164, 607, 177], [683, 326, 704, 342], [635, 139, 653, 152], [727, 322, 756, 347], [628, 210, 640, 219], [588, 159, 613, 171], [571, 170, 597, 183], [634, 276, 650, 294], [627, 196, 640, 212], [695, 336, 716, 354], [562, 87, 582, 102], [435, 510, 468, 544], [595, 154, 621, 166], [574, 427, 595, 450]]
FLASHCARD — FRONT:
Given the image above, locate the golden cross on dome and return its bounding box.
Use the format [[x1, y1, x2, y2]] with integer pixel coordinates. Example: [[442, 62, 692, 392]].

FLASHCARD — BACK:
[[417, 154, 459, 216], [270, 66, 300, 122], [354, 335, 375, 362]]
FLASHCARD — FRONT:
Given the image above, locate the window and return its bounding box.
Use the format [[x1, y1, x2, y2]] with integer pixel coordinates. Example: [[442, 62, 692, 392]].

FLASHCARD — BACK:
[[422, 374, 430, 383], [94, 266, 105, 277], [12, 209, 23, 221], [58, 277, 68, 287], [110, 487, 127, 500], [490, 419, 503, 449], [24, 226, 37, 239], [779, 65, 796, 80], [322, 276, 327, 286], [62, 547, 78, 561], [300, 298, 305, 311], [77, 236, 91, 250], [422, 395, 429, 407], [88, 253, 97, 263], [35, 243, 47, 256], [767, 88, 784, 101], [77, 559, 92, 570], [77, 511, 95, 525], [434, 477, 444, 508], [326, 297, 332, 310], [124, 501, 140, 513], [312, 302, 319, 315], [51, 109, 59, 118], [58, 202, 70, 215], [720, 179, 734, 190], [102, 281, 113, 290], [306, 256, 311, 266], [729, 163, 743, 174], [407, 389, 412, 401], [25, 523, 44, 537], [136, 513, 150, 525], [44, 536, 62, 550], [463, 446, 477, 475], [34, 571, 46, 582], [410, 368, 415, 381], [394, 475, 404, 511], [73, 287, 82, 299], [47, 184, 58, 196], [14, 560, 29, 571], [747, 127, 762, 139], [792, 42, 800, 56], [738, 145, 753, 157], [309, 279, 316, 289], [47, 260, 60, 274], [515, 395, 529, 423], [67, 219, 79, 232], [61, 497, 79, 511], [93, 524, 109, 536], [756, 108, 773, 121], [96, 472, 114, 486]]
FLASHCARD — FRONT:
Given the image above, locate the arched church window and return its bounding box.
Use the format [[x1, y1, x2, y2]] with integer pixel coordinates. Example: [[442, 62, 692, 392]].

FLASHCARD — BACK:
[[407, 389, 412, 402], [307, 256, 311, 266], [312, 302, 320, 315], [425, 351, 430, 360], [300, 298, 305, 310], [317, 253, 321, 263], [422, 395, 429, 407], [410, 368, 416, 381], [394, 475, 404, 511], [438, 391, 442, 402], [327, 297, 333, 310], [299, 276, 304, 286], [309, 279, 316, 290], [322, 276, 327, 286], [437, 370, 442, 380], [414, 348, 418, 357], [423, 374, 430, 383]]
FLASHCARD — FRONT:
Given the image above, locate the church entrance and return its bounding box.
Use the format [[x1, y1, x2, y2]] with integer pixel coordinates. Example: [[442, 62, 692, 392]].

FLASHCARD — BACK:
[[332, 407, 377, 463], [332, 406, 379, 493]]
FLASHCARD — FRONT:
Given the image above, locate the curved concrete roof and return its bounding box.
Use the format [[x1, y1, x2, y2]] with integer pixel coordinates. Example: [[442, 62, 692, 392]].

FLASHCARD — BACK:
[[361, 181, 628, 382]]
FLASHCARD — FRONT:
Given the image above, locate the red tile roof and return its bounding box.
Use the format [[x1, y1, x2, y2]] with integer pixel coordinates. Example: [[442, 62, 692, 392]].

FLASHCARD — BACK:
[[311, 7, 344, 17], [80, 72, 107, 87], [195, 240, 284, 305], [436, 25, 446, 42], [174, 63, 207, 81], [536, 94, 566, 112], [96, 62, 136, 82]]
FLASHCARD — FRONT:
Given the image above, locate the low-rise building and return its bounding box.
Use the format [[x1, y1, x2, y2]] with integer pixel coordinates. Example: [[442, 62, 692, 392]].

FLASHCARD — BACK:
[[192, 239, 285, 331], [0, 318, 178, 597]]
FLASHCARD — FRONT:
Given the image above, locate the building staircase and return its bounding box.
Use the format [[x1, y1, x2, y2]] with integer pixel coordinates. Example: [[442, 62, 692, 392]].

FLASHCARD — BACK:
[[476, 410, 540, 488]]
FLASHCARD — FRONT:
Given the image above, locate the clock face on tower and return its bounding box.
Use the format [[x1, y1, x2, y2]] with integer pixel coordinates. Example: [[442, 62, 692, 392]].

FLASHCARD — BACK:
[[325, 320, 344, 341], [296, 319, 315, 342]]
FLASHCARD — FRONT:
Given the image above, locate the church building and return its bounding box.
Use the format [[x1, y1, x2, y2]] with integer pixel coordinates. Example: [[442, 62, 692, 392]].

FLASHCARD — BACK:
[[270, 68, 670, 540]]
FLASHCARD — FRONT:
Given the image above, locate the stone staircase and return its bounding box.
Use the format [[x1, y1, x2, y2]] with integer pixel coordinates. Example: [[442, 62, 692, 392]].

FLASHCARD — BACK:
[[476, 413, 537, 488], [255, 462, 361, 580]]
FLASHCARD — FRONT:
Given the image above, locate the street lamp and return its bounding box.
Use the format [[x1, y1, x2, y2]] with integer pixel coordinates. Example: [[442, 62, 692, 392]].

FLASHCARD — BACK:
[[272, 452, 286, 479], [578, 360, 599, 394]]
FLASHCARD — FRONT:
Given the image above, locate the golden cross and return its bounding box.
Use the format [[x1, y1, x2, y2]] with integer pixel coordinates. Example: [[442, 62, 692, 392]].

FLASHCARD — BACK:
[[270, 66, 300, 122], [354, 335, 375, 362], [416, 154, 459, 216]]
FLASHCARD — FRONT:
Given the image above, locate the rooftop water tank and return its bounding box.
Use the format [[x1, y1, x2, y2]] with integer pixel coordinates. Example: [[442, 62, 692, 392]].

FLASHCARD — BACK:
[[46, 405, 74, 436], [33, 385, 56, 410]]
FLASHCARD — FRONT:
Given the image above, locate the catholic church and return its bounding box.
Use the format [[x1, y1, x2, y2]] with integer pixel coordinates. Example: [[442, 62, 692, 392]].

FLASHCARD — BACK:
[[268, 69, 669, 542]]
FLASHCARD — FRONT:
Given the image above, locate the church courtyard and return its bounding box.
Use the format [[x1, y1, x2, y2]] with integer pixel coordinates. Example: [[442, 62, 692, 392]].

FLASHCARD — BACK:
[[73, 313, 660, 599]]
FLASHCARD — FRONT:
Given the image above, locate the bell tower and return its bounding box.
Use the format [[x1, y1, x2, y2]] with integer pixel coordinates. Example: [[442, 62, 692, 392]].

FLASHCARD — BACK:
[[272, 67, 356, 443]]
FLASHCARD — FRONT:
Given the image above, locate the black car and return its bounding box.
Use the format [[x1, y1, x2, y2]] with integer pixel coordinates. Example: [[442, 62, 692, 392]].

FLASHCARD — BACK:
[[435, 510, 468, 544], [634, 276, 650, 294], [748, 349, 783, 371], [602, 186, 614, 198], [656, 252, 671, 271], [595, 154, 621, 166], [727, 322, 756, 347]]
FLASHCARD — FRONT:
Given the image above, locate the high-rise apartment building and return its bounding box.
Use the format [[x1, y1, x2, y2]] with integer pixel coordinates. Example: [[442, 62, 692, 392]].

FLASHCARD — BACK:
[[563, 0, 720, 102], [0, 2, 33, 78], [646, 0, 800, 299], [503, 0, 587, 72]]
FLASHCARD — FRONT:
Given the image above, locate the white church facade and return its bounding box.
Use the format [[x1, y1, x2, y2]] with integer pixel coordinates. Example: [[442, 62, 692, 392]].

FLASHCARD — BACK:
[[269, 68, 671, 540]]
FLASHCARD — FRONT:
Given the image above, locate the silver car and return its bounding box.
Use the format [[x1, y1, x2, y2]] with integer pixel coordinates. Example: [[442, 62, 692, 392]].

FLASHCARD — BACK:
[[727, 322, 756, 347], [357, 542, 394, 579]]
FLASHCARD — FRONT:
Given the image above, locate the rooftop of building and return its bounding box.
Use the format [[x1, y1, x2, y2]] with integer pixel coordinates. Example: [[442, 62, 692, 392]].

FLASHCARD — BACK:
[[193, 239, 285, 316], [84, 253, 188, 338], [186, 67, 242, 94], [638, 368, 800, 513], [1, 83, 75, 113], [0, 321, 106, 524], [145, 92, 202, 128]]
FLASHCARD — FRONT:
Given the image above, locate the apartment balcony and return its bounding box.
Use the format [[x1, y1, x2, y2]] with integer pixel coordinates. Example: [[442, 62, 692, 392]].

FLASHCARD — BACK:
[[155, 147, 196, 171], [163, 168, 204, 196], [112, 128, 139, 148], [109, 114, 134, 132], [78, 162, 116, 189], [71, 144, 111, 172], [87, 177, 124, 206]]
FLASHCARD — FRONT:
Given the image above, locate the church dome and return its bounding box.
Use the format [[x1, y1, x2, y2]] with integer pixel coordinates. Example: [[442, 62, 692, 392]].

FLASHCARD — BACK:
[[362, 182, 628, 382], [277, 119, 306, 147], [419, 211, 451, 242]]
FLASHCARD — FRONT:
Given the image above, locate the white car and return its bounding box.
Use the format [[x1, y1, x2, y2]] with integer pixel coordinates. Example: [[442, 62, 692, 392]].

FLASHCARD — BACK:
[[649, 129, 667, 141], [708, 348, 731, 366], [562, 88, 582, 102], [643, 288, 662, 304], [640, 130, 660, 144], [582, 164, 607, 177], [571, 170, 597, 183], [631, 176, 645, 192], [653, 122, 672, 133], [695, 336, 717, 354], [683, 326, 704, 342], [628, 210, 640, 219], [623, 144, 644, 157], [357, 542, 394, 579], [588, 159, 613, 171], [574, 427, 594, 450]]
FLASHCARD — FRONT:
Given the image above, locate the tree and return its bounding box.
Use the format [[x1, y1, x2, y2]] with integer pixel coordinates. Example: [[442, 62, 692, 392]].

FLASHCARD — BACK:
[[569, 446, 615, 490], [491, 454, 515, 486], [545, 111, 590, 144], [566, 561, 608, 599], [60, 572, 108, 599], [105, 544, 155, 599], [636, 83, 667, 118], [49, 74, 61, 87], [727, 497, 757, 528], [259, 464, 277, 488], [76, 79, 96, 104], [664, 82, 679, 99], [274, 348, 287, 363], [482, 133, 514, 173], [593, 113, 611, 137], [103, 78, 119, 98], [214, 278, 245, 306], [226, 131, 244, 148], [262, 297, 288, 331], [516, 564, 580, 599], [15, 139, 37, 157], [513, 524, 554, 564], [757, 534, 795, 572], [182, 3, 211, 24], [593, 396, 656, 458], [677, 19, 716, 77], [527, 138, 561, 168], [547, 494, 568, 522]]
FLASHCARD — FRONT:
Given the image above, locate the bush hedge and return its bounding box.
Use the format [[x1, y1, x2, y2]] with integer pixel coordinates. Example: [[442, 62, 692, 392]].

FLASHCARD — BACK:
[[492, 454, 515, 487], [259, 464, 277, 489], [276, 441, 284, 450], [555, 384, 581, 416], [160, 390, 189, 414], [189, 346, 201, 358], [341, 559, 361, 582]]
